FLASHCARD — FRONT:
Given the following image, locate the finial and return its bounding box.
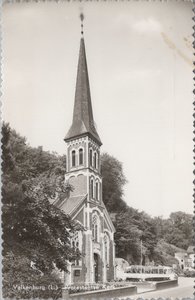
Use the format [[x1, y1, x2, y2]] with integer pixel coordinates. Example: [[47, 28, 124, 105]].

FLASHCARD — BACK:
[[80, 13, 84, 36]]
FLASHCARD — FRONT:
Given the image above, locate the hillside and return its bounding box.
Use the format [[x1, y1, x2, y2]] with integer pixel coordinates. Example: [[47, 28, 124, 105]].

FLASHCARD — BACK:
[[101, 152, 193, 265], [153, 240, 185, 266]]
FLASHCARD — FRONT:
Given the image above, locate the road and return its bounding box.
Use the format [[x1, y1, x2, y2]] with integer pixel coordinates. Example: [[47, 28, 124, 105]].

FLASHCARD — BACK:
[[134, 277, 194, 299]]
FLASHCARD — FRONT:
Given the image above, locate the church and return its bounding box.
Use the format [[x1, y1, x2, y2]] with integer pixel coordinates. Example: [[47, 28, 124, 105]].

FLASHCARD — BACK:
[[55, 19, 115, 284]]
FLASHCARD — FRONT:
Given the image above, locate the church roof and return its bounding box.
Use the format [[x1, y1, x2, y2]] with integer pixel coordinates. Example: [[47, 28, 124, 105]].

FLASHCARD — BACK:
[[58, 194, 87, 215], [65, 37, 102, 145]]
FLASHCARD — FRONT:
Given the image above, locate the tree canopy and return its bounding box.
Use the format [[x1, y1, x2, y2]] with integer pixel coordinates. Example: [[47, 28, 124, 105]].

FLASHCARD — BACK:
[[153, 212, 193, 250], [101, 152, 127, 212], [2, 123, 80, 299]]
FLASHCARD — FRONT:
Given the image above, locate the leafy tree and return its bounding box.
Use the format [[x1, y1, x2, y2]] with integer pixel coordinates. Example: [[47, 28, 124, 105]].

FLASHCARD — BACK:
[[113, 209, 158, 264], [2, 123, 80, 298], [101, 153, 127, 212], [137, 212, 158, 258], [163, 212, 193, 249], [114, 211, 142, 263], [2, 181, 79, 273], [3, 252, 63, 299], [2, 122, 15, 173]]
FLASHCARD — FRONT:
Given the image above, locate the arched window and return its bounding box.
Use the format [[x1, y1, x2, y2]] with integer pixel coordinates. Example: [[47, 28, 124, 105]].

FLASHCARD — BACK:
[[92, 213, 100, 242], [90, 149, 93, 166], [94, 152, 97, 169], [96, 182, 99, 200], [91, 179, 94, 199], [79, 148, 83, 165], [72, 150, 76, 167]]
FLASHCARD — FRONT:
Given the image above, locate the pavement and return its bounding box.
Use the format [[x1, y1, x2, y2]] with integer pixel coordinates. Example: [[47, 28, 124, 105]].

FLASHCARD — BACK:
[[137, 286, 155, 294], [118, 277, 195, 299]]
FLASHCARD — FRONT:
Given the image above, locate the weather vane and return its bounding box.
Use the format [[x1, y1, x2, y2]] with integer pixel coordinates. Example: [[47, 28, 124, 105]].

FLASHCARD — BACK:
[[80, 13, 84, 35]]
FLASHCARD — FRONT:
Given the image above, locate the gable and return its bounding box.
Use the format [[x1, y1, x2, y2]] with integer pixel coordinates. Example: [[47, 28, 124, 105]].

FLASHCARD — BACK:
[[73, 207, 84, 224]]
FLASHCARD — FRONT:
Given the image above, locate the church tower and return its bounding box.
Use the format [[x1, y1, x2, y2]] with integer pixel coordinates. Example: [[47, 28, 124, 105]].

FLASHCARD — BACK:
[[64, 22, 103, 209], [58, 15, 115, 284]]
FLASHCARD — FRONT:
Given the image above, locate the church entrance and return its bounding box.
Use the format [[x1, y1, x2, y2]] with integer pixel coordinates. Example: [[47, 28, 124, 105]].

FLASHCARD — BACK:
[[94, 253, 99, 283]]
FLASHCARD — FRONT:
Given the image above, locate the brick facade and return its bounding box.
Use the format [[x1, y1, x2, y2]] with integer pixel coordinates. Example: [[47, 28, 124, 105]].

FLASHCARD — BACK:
[[61, 36, 115, 284]]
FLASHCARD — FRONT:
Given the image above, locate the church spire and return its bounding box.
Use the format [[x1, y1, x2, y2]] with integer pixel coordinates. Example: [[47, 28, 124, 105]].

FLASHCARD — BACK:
[[65, 15, 102, 146]]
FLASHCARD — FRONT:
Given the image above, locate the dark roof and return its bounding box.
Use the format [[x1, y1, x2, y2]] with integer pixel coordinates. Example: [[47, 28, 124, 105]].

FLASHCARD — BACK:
[[58, 195, 86, 215], [65, 37, 102, 145]]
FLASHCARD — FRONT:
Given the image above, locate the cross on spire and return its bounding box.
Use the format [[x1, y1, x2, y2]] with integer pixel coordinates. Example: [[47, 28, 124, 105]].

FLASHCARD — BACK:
[[80, 13, 84, 35]]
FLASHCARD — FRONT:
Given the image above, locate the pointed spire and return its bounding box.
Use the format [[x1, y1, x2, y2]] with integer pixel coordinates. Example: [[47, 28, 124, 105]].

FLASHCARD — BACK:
[[65, 19, 102, 145]]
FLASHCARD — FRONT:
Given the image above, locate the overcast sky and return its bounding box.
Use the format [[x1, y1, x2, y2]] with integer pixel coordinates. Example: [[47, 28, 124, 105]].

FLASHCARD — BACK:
[[2, 1, 193, 217]]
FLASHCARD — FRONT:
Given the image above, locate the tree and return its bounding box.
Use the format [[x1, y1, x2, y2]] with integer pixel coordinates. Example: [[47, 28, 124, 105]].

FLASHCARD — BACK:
[[114, 211, 142, 263], [2, 123, 80, 298], [2, 180, 79, 273], [163, 212, 193, 249], [101, 153, 127, 212], [3, 252, 63, 299]]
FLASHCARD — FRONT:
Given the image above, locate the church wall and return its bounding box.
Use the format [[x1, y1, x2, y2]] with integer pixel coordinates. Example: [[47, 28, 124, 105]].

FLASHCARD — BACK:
[[71, 255, 86, 284], [69, 174, 87, 196], [70, 231, 86, 284], [84, 232, 93, 283], [71, 267, 83, 284], [67, 139, 87, 171], [97, 253, 104, 282], [89, 202, 104, 212], [68, 219, 115, 284], [107, 240, 115, 281], [104, 220, 108, 230], [88, 140, 100, 173], [100, 216, 104, 233], [88, 173, 102, 202], [89, 212, 92, 229]]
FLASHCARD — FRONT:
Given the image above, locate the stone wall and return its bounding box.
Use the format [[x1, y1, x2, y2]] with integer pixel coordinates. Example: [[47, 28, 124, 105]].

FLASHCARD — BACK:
[[155, 279, 178, 290]]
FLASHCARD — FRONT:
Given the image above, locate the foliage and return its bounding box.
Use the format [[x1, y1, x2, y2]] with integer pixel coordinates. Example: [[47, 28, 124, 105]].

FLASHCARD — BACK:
[[101, 152, 193, 265], [153, 212, 193, 250], [152, 240, 183, 266], [113, 209, 158, 264], [114, 211, 142, 263], [101, 152, 127, 212], [3, 252, 63, 299], [2, 123, 80, 298]]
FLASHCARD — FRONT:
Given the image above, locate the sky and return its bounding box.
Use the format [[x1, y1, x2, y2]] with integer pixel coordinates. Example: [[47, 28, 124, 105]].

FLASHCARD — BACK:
[[2, 1, 194, 218]]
